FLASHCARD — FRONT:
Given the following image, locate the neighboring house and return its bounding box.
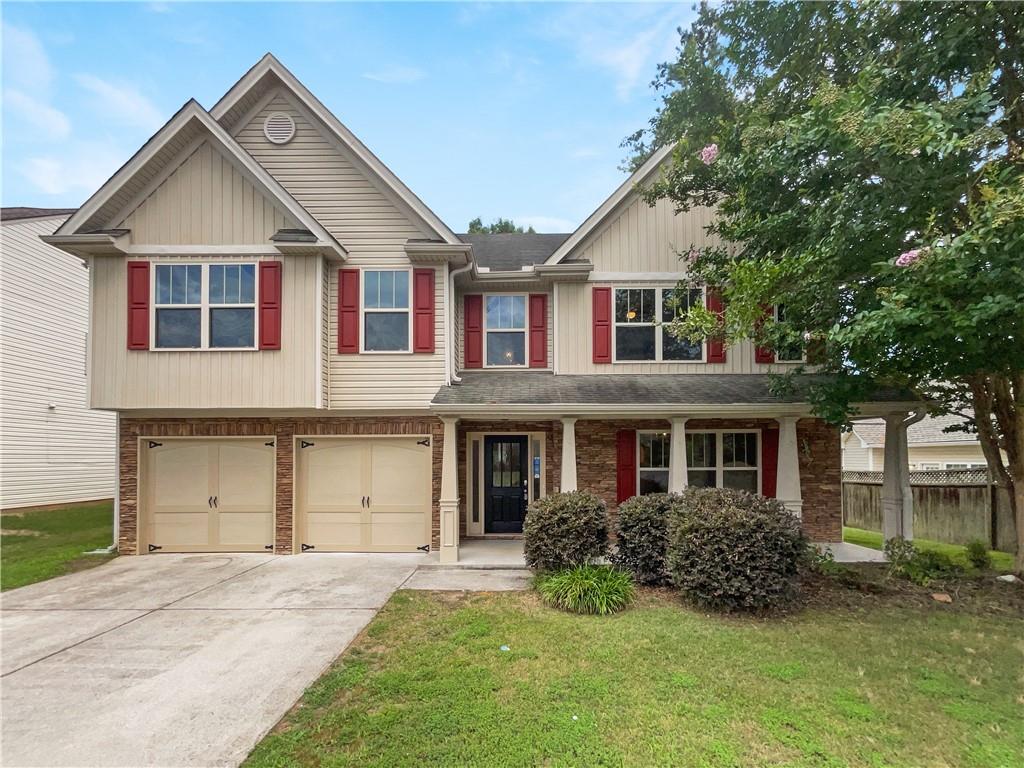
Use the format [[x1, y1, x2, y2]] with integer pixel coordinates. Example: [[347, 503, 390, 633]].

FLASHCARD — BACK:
[[42, 55, 914, 561], [0, 208, 116, 509], [843, 414, 989, 472]]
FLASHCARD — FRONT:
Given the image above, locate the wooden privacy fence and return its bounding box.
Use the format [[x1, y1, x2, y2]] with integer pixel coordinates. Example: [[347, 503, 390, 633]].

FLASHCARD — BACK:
[[842, 470, 1017, 553]]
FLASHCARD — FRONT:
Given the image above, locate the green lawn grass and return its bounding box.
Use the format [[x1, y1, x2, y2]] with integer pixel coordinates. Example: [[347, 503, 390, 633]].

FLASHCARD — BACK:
[[246, 590, 1023, 768], [844, 526, 1015, 572], [1, 502, 115, 590]]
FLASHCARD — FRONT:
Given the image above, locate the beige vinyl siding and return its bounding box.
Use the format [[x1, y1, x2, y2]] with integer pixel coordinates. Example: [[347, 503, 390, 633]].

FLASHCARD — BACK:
[[556, 281, 766, 374], [120, 140, 297, 244], [89, 254, 319, 409], [0, 216, 115, 508], [321, 257, 330, 406], [453, 288, 553, 373], [236, 91, 446, 408], [841, 434, 874, 471], [906, 445, 989, 470], [327, 267, 446, 408]]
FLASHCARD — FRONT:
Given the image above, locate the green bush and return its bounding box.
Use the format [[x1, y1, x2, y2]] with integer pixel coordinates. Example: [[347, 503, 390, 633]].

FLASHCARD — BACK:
[[523, 491, 609, 572], [903, 550, 963, 586], [536, 564, 635, 615], [965, 539, 992, 570], [612, 493, 681, 584], [666, 487, 808, 612], [883, 536, 916, 576]]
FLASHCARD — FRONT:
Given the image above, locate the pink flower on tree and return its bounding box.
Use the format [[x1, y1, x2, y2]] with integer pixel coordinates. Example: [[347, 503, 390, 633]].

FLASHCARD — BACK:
[[699, 143, 719, 165], [895, 248, 923, 267], [685, 247, 700, 265]]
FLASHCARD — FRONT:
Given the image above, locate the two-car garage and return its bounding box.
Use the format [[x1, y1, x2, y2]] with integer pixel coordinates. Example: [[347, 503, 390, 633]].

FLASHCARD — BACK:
[[140, 435, 432, 554]]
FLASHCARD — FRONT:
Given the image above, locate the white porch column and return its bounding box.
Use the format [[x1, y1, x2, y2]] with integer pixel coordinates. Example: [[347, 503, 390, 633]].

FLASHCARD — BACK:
[[881, 411, 923, 542], [439, 417, 460, 564], [560, 417, 578, 492], [776, 416, 803, 518], [668, 417, 689, 493]]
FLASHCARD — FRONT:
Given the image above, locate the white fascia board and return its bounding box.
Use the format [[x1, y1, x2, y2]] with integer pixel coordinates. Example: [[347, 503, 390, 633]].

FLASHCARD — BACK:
[[544, 143, 676, 265], [210, 54, 461, 245], [53, 100, 347, 260]]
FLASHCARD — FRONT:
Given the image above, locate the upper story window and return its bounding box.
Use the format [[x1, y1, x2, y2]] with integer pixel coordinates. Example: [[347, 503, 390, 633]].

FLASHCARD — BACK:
[[614, 287, 703, 362], [774, 304, 805, 362], [485, 294, 526, 367], [154, 263, 256, 350], [363, 269, 410, 352]]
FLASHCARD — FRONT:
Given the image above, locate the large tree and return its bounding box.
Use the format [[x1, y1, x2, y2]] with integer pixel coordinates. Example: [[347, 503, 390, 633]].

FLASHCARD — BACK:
[[467, 217, 536, 234], [628, 1, 1024, 568]]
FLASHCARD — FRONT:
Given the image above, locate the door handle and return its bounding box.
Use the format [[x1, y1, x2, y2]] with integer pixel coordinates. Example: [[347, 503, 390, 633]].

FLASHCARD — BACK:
[[213, 496, 218, 508], [208, 496, 213, 508], [361, 496, 366, 508]]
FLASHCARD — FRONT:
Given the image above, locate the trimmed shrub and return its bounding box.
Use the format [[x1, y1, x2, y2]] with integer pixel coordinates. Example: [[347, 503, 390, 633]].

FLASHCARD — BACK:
[[612, 493, 681, 584], [536, 565, 635, 615], [523, 491, 609, 572], [666, 487, 808, 612], [965, 539, 992, 570]]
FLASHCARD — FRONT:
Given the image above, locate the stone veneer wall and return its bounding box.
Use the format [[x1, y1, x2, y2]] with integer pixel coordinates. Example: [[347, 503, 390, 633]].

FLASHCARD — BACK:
[[119, 416, 443, 555]]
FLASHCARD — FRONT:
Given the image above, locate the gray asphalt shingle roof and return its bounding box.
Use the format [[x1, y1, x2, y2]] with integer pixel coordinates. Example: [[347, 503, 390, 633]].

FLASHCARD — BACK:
[[458, 233, 571, 271], [1, 207, 77, 222], [852, 413, 976, 446], [433, 372, 910, 406]]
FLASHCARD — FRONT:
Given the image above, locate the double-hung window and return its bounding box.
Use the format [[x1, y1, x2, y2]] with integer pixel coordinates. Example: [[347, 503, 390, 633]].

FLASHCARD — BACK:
[[154, 263, 255, 349], [638, 432, 671, 494], [363, 269, 410, 352], [485, 294, 526, 367], [686, 431, 760, 492], [614, 287, 703, 362]]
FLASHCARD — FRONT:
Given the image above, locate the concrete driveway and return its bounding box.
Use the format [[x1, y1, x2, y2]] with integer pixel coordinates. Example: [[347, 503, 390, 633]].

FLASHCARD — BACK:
[[1, 551, 424, 768]]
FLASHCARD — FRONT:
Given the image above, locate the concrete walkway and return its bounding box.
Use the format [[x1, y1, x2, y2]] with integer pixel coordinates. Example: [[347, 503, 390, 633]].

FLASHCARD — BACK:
[[0, 552, 424, 768]]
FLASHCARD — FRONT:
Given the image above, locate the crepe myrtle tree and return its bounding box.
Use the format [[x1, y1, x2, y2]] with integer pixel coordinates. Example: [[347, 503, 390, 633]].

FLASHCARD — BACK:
[[628, 1, 1024, 569]]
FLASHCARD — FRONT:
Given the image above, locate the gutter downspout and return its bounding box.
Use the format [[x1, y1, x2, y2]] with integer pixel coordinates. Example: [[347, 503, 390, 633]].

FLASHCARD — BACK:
[[448, 260, 474, 383], [113, 411, 119, 551]]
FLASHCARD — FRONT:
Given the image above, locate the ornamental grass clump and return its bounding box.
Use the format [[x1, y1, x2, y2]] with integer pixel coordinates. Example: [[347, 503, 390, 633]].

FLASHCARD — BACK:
[[536, 564, 636, 615]]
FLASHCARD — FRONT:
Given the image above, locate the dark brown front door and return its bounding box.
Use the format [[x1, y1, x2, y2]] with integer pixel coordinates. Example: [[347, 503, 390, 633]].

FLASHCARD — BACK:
[[484, 436, 528, 533]]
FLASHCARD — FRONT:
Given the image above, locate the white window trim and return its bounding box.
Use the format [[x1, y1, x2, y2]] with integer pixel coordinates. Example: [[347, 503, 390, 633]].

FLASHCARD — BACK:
[[612, 285, 706, 364], [151, 261, 259, 352], [678, 429, 762, 494], [773, 304, 806, 363], [637, 430, 671, 495], [483, 293, 529, 369], [359, 268, 413, 355], [942, 462, 985, 470]]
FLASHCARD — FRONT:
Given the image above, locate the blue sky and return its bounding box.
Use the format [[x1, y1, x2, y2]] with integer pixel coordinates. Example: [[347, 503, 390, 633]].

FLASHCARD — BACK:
[[2, 2, 693, 232]]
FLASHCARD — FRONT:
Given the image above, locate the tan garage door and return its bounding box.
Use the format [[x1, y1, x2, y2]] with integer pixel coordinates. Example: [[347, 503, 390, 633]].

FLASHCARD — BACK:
[[296, 436, 431, 552], [143, 439, 275, 552]]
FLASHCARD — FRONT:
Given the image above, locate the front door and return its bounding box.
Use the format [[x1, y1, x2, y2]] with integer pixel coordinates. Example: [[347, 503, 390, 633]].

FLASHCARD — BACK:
[[484, 436, 529, 533]]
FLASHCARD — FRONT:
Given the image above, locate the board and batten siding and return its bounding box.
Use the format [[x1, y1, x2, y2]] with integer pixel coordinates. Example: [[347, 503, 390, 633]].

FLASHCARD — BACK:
[[120, 140, 298, 244], [235, 90, 447, 408], [0, 215, 115, 508], [89, 254, 319, 409]]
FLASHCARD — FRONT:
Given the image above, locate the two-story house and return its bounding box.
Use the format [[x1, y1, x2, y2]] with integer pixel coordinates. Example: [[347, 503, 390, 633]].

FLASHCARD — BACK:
[[44, 55, 914, 562]]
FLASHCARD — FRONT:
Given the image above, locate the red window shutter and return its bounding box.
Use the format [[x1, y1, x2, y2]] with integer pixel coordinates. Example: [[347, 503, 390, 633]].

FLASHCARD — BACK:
[[761, 427, 779, 497], [258, 261, 282, 350], [464, 294, 483, 368], [705, 288, 726, 364], [337, 269, 359, 354], [528, 293, 548, 368], [413, 268, 435, 353], [126, 261, 150, 350], [592, 287, 612, 364], [616, 429, 637, 503], [755, 304, 775, 364]]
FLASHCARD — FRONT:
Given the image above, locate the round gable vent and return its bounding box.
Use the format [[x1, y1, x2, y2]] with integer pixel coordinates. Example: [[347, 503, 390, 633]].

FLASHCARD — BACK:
[[263, 112, 295, 144]]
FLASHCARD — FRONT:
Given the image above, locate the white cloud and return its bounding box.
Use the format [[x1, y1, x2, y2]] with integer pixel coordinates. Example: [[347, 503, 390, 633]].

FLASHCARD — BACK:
[[514, 215, 578, 233], [19, 141, 125, 196], [4, 90, 71, 140], [2, 23, 54, 92], [73, 73, 164, 131], [361, 66, 426, 84]]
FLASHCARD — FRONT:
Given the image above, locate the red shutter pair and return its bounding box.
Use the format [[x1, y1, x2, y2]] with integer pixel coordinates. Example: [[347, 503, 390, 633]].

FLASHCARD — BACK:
[[591, 287, 727, 364], [126, 261, 282, 351], [463, 293, 548, 369], [754, 304, 775, 364], [338, 268, 435, 354]]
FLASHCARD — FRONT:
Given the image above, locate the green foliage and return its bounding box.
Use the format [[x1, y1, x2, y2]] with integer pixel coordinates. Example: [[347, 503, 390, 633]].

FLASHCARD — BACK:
[[467, 216, 536, 234], [523, 491, 609, 572], [535, 565, 636, 615], [883, 535, 917, 576], [666, 487, 808, 612], [611, 493, 681, 584], [965, 539, 992, 570], [885, 536, 964, 585]]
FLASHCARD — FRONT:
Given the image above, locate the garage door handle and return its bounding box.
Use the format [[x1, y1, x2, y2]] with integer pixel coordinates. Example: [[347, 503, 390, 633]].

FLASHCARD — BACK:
[[208, 496, 213, 508], [213, 496, 218, 508]]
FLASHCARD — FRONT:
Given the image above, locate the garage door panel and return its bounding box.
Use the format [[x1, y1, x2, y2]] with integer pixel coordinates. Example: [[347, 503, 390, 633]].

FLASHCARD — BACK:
[[306, 512, 362, 548], [303, 443, 367, 512], [151, 444, 213, 513], [368, 442, 430, 514], [370, 512, 426, 548], [217, 444, 274, 512], [218, 512, 273, 548], [152, 513, 212, 547]]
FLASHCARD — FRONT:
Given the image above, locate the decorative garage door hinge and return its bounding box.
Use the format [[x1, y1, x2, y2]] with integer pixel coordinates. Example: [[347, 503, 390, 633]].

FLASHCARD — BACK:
[[417, 544, 430, 552], [300, 440, 315, 449], [417, 438, 430, 447], [301, 543, 315, 552], [148, 544, 162, 552], [264, 544, 274, 550], [148, 441, 163, 449], [265, 441, 275, 447]]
